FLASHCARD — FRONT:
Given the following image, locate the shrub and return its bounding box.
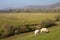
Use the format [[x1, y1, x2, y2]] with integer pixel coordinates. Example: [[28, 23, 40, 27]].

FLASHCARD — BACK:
[[25, 24, 35, 31], [0, 29, 3, 38], [55, 15, 60, 21], [40, 20, 56, 28], [13, 27, 20, 34], [34, 25, 41, 30], [1, 24, 15, 38], [2, 24, 10, 37], [19, 25, 31, 33], [8, 26, 15, 36], [1, 24, 36, 38], [18, 24, 35, 33]]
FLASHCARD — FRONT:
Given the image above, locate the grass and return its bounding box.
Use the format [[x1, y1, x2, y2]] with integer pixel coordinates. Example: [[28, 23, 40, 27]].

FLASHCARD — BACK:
[[0, 13, 59, 30], [1, 23, 60, 40], [0, 13, 60, 40], [0, 13, 59, 25]]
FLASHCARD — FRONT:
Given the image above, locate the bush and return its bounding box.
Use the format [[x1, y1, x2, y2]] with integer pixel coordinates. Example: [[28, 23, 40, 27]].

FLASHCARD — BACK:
[[1, 23, 36, 38], [1, 24, 16, 38], [0, 29, 3, 38], [25, 24, 36, 31], [40, 20, 56, 28], [55, 15, 60, 21], [8, 26, 16, 36], [34, 25, 41, 30], [13, 27, 20, 34], [19, 25, 31, 33], [2, 24, 10, 37], [17, 24, 36, 34]]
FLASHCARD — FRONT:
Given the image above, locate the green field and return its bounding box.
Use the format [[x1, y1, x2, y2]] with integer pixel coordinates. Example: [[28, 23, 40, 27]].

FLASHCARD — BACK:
[[0, 13, 60, 40], [0, 13, 59, 25]]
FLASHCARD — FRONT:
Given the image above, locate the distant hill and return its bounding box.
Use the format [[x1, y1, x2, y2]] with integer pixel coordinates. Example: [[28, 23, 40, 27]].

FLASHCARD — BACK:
[[23, 2, 60, 9], [48, 2, 60, 9]]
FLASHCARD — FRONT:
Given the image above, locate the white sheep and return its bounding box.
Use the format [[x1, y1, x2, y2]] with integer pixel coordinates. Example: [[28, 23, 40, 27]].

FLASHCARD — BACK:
[[34, 30, 40, 36], [40, 28, 49, 33]]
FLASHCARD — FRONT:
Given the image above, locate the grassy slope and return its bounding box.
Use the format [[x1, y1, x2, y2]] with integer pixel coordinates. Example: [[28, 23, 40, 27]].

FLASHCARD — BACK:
[[1, 22, 60, 40], [0, 13, 60, 40]]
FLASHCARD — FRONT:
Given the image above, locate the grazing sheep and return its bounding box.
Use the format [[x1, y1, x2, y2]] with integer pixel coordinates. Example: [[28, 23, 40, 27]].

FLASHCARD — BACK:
[[40, 28, 49, 33], [34, 30, 40, 36]]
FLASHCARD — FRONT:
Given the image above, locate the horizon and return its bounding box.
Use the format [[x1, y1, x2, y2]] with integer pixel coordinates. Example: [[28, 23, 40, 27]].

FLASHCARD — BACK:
[[0, 0, 60, 10]]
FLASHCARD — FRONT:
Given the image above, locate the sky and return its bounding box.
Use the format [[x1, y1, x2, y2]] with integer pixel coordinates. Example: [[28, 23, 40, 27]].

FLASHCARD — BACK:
[[0, 0, 60, 10]]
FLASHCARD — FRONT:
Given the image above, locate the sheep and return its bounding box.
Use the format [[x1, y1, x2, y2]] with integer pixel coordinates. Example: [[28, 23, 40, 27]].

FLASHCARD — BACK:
[[40, 28, 49, 33], [34, 30, 40, 36]]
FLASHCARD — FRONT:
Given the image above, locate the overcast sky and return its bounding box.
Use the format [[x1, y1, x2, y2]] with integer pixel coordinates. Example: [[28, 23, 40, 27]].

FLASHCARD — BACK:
[[0, 0, 60, 10]]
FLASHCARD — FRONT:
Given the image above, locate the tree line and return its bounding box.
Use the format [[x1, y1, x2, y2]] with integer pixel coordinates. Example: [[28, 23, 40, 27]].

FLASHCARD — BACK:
[[0, 8, 60, 13]]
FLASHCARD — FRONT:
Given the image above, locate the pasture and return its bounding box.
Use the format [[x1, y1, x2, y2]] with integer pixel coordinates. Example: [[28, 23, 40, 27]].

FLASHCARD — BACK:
[[0, 13, 59, 25], [0, 13, 60, 40]]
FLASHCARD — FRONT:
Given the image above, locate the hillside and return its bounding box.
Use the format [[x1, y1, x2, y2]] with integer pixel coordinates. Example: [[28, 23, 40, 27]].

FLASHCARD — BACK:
[[49, 2, 60, 9], [24, 2, 60, 9]]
